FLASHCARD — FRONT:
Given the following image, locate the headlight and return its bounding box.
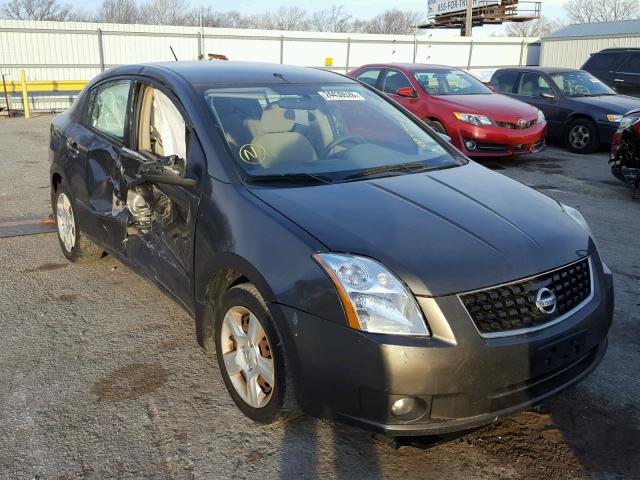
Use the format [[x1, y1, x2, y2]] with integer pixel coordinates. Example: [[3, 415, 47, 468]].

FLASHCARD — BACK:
[[454, 112, 494, 126], [313, 253, 429, 336], [537, 110, 545, 123], [619, 115, 640, 129], [561, 204, 595, 240], [607, 114, 623, 123]]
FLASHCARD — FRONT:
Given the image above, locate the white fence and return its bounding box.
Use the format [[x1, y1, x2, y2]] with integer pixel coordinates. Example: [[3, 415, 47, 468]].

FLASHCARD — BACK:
[[0, 19, 541, 111]]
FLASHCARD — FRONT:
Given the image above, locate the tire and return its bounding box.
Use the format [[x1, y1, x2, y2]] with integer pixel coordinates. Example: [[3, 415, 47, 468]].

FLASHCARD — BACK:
[[53, 183, 103, 263], [565, 118, 599, 154], [428, 120, 447, 135], [214, 283, 299, 424]]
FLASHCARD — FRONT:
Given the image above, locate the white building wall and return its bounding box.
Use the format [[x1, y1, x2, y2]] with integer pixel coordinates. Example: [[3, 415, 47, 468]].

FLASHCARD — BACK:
[[0, 19, 540, 111], [541, 35, 640, 69]]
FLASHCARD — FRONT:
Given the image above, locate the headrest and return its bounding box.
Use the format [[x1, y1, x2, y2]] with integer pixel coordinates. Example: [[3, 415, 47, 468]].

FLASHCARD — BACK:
[[260, 107, 295, 133]]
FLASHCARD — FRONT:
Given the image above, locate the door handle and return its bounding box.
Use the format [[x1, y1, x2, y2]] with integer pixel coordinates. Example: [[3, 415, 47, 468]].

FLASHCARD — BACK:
[[66, 138, 80, 155], [614, 79, 624, 83]]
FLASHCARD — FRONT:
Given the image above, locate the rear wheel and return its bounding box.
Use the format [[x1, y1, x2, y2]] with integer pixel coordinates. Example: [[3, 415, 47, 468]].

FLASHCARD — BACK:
[[215, 283, 299, 424], [565, 118, 599, 154], [53, 183, 103, 262]]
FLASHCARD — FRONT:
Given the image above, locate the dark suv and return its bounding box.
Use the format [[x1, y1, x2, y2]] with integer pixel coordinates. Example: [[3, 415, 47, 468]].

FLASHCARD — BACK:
[[582, 48, 640, 97]]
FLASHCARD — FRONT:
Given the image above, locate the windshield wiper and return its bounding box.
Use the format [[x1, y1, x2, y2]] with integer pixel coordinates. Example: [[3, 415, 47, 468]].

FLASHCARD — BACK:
[[246, 172, 333, 185], [338, 162, 429, 182]]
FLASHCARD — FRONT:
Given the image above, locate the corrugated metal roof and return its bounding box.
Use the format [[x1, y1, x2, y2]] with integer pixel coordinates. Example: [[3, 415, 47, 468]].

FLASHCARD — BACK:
[[545, 20, 640, 40]]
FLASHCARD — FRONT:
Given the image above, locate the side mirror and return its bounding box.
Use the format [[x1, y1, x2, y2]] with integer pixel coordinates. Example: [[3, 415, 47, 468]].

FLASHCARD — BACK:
[[540, 92, 557, 101], [395, 87, 417, 98]]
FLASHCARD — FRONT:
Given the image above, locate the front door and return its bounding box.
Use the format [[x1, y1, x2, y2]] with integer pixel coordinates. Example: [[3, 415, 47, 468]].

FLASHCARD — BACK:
[[614, 53, 640, 97], [120, 81, 205, 310], [514, 72, 562, 133]]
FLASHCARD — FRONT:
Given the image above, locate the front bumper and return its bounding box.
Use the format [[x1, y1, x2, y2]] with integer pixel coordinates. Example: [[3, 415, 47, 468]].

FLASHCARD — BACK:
[[451, 120, 547, 157], [274, 259, 613, 436]]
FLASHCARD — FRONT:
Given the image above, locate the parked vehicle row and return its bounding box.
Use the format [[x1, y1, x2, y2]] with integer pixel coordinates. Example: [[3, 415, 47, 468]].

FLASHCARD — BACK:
[[348, 64, 547, 158], [50, 61, 613, 440]]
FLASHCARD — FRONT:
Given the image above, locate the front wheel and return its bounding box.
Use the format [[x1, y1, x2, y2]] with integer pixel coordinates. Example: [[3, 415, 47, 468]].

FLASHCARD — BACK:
[[215, 283, 299, 424], [565, 118, 599, 154], [53, 183, 103, 262], [427, 120, 447, 135]]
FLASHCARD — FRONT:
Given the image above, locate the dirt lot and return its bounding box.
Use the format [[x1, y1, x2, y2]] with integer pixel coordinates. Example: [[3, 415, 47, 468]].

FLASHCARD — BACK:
[[0, 114, 638, 479]]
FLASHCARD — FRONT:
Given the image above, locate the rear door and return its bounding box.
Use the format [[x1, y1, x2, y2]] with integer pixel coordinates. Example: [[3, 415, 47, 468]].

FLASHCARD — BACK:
[[582, 51, 623, 89], [613, 52, 640, 97], [72, 78, 133, 253]]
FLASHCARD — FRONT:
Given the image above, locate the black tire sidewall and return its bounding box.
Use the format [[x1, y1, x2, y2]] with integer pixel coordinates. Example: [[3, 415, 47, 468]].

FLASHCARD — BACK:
[[566, 119, 598, 154], [214, 285, 287, 424], [429, 120, 447, 135]]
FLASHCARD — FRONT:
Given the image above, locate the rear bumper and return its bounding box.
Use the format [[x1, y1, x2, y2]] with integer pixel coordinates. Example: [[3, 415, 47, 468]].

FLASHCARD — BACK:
[[451, 121, 547, 157], [274, 259, 614, 436]]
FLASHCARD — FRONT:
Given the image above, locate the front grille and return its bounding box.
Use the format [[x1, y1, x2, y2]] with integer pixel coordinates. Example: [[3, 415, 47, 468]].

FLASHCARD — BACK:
[[497, 119, 536, 130], [476, 143, 508, 152], [460, 258, 592, 337]]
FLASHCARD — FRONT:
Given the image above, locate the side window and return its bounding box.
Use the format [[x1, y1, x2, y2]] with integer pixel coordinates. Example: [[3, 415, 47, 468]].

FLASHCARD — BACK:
[[584, 53, 620, 71], [517, 73, 552, 97], [619, 53, 640, 74], [89, 80, 131, 142], [138, 86, 187, 160], [381, 69, 413, 94], [490, 71, 518, 93], [356, 69, 382, 88]]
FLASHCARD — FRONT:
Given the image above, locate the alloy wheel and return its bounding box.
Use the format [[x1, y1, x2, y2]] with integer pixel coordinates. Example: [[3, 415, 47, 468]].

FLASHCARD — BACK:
[[569, 125, 590, 150], [219, 305, 275, 408], [56, 192, 76, 253]]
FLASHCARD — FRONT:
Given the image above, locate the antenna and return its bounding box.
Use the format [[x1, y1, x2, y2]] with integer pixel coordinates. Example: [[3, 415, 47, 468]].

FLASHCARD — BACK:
[[170, 46, 179, 62]]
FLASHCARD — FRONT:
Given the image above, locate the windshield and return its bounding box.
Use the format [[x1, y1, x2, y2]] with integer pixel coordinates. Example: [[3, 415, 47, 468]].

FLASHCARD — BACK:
[[412, 69, 492, 96], [202, 83, 458, 183], [550, 71, 616, 97]]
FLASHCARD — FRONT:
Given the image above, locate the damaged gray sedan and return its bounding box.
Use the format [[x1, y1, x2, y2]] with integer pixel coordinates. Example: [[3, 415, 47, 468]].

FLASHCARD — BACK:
[[49, 61, 614, 437]]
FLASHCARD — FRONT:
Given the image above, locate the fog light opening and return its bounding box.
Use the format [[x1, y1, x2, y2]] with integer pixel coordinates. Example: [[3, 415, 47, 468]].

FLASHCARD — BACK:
[[390, 397, 427, 422], [464, 140, 477, 151]]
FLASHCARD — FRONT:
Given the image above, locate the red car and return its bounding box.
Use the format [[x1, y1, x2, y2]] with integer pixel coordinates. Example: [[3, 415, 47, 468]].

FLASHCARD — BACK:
[[348, 64, 547, 157]]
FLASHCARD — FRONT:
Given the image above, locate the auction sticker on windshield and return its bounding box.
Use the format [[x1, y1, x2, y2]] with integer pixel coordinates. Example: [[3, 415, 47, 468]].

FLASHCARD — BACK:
[[318, 91, 365, 101]]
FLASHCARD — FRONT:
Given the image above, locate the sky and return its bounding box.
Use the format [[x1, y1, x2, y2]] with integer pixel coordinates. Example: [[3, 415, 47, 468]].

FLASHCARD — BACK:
[[76, 0, 570, 35]]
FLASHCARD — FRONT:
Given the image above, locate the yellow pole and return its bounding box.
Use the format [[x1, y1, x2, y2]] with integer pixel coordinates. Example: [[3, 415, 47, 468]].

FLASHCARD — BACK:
[[20, 69, 30, 119]]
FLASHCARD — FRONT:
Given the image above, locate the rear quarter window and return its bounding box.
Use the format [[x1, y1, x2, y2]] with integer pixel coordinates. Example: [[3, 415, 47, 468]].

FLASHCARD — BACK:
[[490, 71, 518, 93]]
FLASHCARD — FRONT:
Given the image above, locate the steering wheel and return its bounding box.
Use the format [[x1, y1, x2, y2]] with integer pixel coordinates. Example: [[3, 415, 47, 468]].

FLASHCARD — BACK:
[[574, 84, 590, 96], [322, 135, 366, 158]]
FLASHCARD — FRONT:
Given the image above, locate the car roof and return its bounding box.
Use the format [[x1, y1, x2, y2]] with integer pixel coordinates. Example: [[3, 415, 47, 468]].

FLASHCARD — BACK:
[[494, 66, 581, 74], [104, 61, 353, 86], [356, 63, 455, 71]]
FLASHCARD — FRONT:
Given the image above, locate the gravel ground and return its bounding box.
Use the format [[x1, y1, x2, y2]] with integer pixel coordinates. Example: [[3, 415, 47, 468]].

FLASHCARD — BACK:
[[0, 114, 638, 480]]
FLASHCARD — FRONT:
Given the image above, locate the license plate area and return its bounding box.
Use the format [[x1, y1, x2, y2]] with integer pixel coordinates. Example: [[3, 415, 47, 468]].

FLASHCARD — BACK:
[[533, 331, 587, 376]]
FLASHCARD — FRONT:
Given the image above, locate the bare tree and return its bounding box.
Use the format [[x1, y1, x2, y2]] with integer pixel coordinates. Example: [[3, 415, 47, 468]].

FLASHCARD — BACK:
[[310, 5, 352, 32], [365, 9, 425, 35], [97, 0, 138, 23], [564, 0, 640, 23], [0, 0, 72, 20], [505, 16, 563, 37], [138, 0, 188, 25], [258, 6, 309, 31]]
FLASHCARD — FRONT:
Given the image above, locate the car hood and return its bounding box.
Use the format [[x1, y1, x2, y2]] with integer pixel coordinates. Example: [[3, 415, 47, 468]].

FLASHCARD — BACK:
[[249, 162, 592, 297], [572, 94, 640, 114], [438, 93, 539, 120]]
